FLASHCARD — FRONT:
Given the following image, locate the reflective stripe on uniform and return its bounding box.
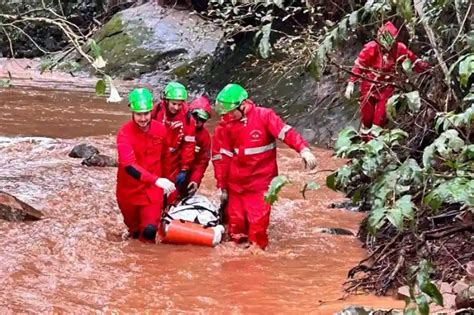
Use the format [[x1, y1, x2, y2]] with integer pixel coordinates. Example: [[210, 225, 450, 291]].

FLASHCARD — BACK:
[[220, 148, 234, 157], [212, 154, 222, 161], [278, 125, 292, 140], [234, 142, 276, 156], [184, 136, 196, 142], [195, 146, 201, 153], [169, 147, 177, 152]]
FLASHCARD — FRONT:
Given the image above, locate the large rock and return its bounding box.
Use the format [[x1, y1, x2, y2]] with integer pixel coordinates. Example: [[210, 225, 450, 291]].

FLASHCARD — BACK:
[[94, 2, 222, 81], [0, 191, 43, 221]]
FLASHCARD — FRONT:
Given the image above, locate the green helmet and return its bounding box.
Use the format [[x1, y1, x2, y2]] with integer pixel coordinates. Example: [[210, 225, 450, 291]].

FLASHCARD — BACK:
[[163, 82, 187, 101], [192, 108, 210, 121], [378, 31, 395, 50], [128, 88, 153, 113], [216, 83, 248, 113]]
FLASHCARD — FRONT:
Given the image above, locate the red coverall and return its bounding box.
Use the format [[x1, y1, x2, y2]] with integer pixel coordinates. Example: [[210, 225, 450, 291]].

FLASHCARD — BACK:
[[152, 100, 196, 203], [218, 100, 308, 249], [349, 22, 430, 129], [188, 96, 212, 187], [212, 119, 228, 190], [116, 120, 171, 242]]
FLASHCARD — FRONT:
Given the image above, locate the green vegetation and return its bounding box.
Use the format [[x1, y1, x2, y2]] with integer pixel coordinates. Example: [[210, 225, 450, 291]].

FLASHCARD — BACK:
[[322, 0, 472, 307], [262, 0, 472, 308]]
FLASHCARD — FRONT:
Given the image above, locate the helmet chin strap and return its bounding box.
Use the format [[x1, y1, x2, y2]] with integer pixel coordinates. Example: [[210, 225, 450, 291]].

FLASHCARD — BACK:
[[237, 105, 244, 116]]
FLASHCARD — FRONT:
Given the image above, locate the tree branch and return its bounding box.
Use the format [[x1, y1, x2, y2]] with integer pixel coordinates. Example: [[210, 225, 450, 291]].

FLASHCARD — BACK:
[[413, 0, 449, 80]]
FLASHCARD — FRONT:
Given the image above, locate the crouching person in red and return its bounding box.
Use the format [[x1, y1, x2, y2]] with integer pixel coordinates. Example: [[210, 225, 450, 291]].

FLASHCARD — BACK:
[[116, 88, 176, 243], [186, 96, 212, 195], [216, 83, 318, 251], [345, 21, 430, 140]]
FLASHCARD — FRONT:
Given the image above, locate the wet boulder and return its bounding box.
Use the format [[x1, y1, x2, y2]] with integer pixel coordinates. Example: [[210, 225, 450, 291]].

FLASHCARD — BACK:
[[81, 154, 118, 167], [93, 2, 223, 81], [69, 143, 117, 167], [68, 143, 100, 159], [0, 191, 43, 222]]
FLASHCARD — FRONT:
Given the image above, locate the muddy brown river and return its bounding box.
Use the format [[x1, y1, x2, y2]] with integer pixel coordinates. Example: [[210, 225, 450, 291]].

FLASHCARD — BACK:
[[0, 87, 403, 313]]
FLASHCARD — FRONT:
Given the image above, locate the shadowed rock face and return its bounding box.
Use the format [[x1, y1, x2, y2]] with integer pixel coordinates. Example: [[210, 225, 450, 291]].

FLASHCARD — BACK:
[[0, 191, 43, 222]]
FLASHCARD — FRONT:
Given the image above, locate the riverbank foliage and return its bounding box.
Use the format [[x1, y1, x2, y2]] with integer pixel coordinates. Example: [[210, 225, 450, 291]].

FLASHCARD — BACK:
[[251, 0, 472, 308], [318, 0, 473, 308]]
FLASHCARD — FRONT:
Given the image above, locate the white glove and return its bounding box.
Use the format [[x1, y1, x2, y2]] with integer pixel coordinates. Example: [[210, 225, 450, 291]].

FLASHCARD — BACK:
[[300, 148, 317, 170], [155, 178, 176, 195], [219, 189, 228, 203], [345, 82, 354, 99]]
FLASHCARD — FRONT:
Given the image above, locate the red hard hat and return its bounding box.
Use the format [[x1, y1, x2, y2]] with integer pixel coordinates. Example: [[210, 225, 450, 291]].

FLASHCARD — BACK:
[[189, 96, 212, 120]]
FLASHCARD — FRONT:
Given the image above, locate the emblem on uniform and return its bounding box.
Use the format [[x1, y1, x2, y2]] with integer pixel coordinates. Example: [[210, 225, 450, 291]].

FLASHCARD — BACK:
[[250, 129, 262, 142]]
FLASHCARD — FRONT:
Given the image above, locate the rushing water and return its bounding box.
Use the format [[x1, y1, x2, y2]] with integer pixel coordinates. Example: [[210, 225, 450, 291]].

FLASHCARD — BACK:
[[0, 87, 403, 314]]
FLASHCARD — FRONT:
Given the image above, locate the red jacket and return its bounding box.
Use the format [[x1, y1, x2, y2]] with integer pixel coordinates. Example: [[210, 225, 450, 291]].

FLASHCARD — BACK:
[[212, 120, 228, 189], [152, 100, 196, 178], [349, 22, 430, 95], [188, 97, 212, 185], [189, 127, 211, 185], [219, 100, 308, 192], [116, 120, 171, 205]]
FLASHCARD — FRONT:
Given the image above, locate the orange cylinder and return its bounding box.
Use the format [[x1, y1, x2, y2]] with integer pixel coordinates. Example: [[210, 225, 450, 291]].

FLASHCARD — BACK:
[[161, 220, 224, 247]]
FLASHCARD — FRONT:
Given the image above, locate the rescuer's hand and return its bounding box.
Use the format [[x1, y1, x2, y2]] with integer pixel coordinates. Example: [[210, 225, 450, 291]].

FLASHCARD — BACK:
[[155, 178, 176, 195], [300, 148, 317, 170], [345, 82, 355, 99]]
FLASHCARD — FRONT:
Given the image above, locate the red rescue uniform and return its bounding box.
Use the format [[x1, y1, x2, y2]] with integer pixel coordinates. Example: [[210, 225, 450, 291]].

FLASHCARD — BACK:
[[211, 119, 229, 190], [218, 100, 308, 249], [116, 120, 171, 242], [152, 100, 196, 203], [349, 22, 430, 129], [188, 126, 211, 186], [152, 100, 196, 178], [188, 97, 212, 186]]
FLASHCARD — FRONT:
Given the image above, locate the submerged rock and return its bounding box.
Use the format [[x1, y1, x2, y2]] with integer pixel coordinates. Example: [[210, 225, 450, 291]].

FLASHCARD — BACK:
[[313, 227, 355, 236], [336, 306, 394, 315], [329, 199, 361, 212], [69, 143, 116, 167], [68, 143, 100, 159], [0, 191, 43, 222], [81, 154, 117, 167]]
